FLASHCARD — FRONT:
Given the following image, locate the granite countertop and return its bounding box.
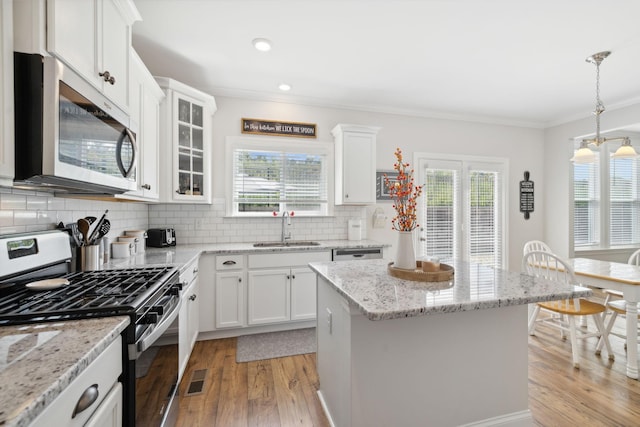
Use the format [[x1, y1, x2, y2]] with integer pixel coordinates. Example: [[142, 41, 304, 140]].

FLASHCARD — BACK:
[[309, 258, 592, 321], [0, 239, 385, 425], [0, 316, 129, 427], [102, 239, 387, 270]]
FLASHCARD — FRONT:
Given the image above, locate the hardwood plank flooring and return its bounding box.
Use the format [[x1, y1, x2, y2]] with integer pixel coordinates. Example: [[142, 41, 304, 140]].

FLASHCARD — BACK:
[[176, 317, 640, 426]]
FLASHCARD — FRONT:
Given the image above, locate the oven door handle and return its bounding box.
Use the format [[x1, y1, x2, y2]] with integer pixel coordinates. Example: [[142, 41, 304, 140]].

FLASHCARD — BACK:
[[130, 297, 182, 360]]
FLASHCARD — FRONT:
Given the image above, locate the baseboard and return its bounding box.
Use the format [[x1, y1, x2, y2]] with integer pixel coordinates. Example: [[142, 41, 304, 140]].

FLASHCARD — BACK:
[[458, 410, 533, 427], [316, 390, 336, 427], [197, 320, 315, 340]]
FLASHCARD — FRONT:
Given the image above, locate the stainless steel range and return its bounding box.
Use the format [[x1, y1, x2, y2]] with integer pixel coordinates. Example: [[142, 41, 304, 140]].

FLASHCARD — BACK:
[[0, 230, 181, 427]]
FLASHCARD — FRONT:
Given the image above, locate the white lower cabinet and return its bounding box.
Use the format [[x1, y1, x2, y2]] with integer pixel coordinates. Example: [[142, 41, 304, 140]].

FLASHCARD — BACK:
[[290, 267, 319, 321], [215, 270, 245, 329], [30, 337, 122, 427], [198, 254, 216, 332], [84, 382, 122, 427], [202, 251, 330, 334], [247, 251, 331, 325], [247, 269, 290, 325], [178, 258, 199, 380]]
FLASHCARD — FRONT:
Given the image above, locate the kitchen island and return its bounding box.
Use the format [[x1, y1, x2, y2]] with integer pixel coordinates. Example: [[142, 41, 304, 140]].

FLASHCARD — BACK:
[[309, 259, 592, 427]]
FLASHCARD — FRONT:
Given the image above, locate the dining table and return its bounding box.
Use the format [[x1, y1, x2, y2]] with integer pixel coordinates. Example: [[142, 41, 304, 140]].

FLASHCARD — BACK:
[[569, 257, 640, 379]]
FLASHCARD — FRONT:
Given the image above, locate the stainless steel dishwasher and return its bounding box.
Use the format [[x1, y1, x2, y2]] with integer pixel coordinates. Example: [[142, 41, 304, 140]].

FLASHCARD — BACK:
[[332, 247, 383, 261]]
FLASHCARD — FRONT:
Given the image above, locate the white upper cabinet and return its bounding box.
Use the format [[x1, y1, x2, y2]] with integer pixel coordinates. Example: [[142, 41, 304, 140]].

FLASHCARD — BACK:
[[332, 124, 380, 205], [13, 0, 140, 111], [120, 50, 163, 201], [45, 0, 140, 111], [156, 77, 216, 204], [0, 0, 14, 185]]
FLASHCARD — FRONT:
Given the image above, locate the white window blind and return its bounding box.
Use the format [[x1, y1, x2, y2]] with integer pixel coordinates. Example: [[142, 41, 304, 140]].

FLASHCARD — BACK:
[[229, 140, 329, 216], [423, 166, 460, 260], [418, 156, 506, 269], [573, 156, 600, 247], [609, 155, 640, 245], [467, 167, 503, 268], [572, 138, 640, 249]]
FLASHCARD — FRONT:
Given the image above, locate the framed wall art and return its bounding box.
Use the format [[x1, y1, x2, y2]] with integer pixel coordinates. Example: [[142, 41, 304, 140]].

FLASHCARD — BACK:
[[376, 170, 398, 201]]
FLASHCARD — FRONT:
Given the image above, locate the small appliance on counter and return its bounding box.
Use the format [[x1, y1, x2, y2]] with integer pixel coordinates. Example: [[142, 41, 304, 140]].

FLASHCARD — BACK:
[[147, 228, 176, 247]]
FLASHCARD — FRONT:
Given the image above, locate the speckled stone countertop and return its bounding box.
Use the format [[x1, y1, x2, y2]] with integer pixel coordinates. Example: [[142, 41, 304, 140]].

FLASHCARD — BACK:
[[102, 239, 387, 270], [0, 316, 129, 427], [309, 258, 592, 321]]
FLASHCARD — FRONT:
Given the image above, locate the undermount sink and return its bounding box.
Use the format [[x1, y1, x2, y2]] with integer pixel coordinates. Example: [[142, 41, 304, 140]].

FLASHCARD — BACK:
[[253, 241, 321, 248]]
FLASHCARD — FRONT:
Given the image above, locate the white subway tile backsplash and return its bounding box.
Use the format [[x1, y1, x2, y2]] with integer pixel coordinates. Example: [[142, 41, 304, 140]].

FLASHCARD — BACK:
[[1, 187, 361, 244], [1, 193, 27, 210]]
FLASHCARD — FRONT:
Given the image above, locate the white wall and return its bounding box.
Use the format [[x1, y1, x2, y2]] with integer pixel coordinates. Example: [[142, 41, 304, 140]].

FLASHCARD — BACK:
[[204, 96, 545, 271], [543, 102, 640, 260]]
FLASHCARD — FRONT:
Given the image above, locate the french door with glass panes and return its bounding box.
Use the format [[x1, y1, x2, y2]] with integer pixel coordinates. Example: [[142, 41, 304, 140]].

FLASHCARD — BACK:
[[416, 155, 507, 269]]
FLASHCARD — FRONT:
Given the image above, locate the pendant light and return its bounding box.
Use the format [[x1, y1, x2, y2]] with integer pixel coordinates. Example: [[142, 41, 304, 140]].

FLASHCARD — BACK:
[[570, 51, 638, 163]]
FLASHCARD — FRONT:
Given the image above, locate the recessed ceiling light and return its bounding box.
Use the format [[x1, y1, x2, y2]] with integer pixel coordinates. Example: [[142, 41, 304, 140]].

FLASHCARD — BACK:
[[252, 38, 272, 52], [278, 83, 291, 91]]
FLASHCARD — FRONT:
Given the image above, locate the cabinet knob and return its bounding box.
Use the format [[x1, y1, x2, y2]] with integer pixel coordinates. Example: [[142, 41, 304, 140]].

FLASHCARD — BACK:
[[99, 70, 116, 85], [189, 294, 197, 301], [292, 275, 296, 279], [345, 194, 349, 198], [238, 278, 242, 283], [142, 184, 151, 190]]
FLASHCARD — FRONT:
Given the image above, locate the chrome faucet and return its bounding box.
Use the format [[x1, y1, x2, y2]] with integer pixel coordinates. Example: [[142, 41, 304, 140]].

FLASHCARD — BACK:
[[281, 211, 292, 243]]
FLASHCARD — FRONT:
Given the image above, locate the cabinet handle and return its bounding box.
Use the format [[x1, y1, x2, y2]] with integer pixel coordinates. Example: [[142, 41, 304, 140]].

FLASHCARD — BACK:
[[72, 384, 99, 418], [189, 294, 197, 301], [223, 260, 236, 266], [99, 70, 116, 85], [193, 267, 199, 274], [142, 184, 151, 190]]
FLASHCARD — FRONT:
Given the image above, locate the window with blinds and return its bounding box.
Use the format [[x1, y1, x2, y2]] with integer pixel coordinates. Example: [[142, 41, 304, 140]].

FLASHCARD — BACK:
[[228, 138, 329, 216], [610, 157, 640, 245], [573, 158, 600, 247], [572, 139, 640, 249], [417, 156, 506, 269]]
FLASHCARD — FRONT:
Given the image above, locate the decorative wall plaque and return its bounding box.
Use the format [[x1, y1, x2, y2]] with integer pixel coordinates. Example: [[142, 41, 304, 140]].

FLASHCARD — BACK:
[[241, 118, 316, 138], [519, 171, 534, 220]]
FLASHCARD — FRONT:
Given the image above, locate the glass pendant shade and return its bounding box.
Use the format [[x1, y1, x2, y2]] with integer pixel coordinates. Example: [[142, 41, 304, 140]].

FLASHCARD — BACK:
[[611, 141, 639, 159], [571, 146, 597, 164]]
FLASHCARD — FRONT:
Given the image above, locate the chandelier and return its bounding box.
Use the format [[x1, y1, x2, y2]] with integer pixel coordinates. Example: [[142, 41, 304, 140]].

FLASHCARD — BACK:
[[570, 51, 638, 163]]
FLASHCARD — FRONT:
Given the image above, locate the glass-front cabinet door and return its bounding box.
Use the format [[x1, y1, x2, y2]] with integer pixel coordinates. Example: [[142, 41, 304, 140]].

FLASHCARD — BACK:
[[157, 77, 216, 203], [176, 97, 205, 197]]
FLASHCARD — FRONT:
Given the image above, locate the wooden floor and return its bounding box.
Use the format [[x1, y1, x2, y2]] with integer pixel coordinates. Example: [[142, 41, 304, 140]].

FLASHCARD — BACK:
[[176, 318, 640, 427]]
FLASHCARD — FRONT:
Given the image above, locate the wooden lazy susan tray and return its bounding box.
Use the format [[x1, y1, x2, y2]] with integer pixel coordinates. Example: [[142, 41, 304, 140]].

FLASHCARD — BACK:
[[387, 261, 454, 282]]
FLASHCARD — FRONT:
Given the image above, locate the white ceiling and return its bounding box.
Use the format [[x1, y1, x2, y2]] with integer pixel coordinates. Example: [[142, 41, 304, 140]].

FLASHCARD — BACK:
[[131, 0, 640, 129]]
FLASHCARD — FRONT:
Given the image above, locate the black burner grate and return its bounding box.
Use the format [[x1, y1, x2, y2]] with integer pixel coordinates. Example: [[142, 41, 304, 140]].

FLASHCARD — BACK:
[[0, 266, 177, 325]]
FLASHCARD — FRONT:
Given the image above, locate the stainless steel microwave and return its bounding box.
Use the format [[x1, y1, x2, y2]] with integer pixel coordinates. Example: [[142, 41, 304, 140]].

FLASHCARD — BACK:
[[13, 53, 137, 194]]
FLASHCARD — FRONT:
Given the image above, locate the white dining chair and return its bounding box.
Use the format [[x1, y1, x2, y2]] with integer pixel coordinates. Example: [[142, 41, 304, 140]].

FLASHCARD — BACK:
[[523, 240, 553, 256], [522, 251, 614, 368]]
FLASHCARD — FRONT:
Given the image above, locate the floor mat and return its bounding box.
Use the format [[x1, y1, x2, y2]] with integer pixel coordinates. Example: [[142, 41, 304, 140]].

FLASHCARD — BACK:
[[236, 327, 316, 363]]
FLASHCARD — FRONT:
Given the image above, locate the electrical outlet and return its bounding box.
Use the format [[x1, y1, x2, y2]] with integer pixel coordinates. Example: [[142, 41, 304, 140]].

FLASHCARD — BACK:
[[326, 308, 332, 334]]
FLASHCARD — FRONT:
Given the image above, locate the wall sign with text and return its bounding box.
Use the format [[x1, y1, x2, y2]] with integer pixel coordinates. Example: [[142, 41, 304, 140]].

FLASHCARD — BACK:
[[519, 171, 534, 220], [241, 118, 316, 138]]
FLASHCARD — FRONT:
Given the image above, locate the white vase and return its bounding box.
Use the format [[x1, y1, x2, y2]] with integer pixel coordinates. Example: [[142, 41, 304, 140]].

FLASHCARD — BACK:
[[395, 230, 416, 270]]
